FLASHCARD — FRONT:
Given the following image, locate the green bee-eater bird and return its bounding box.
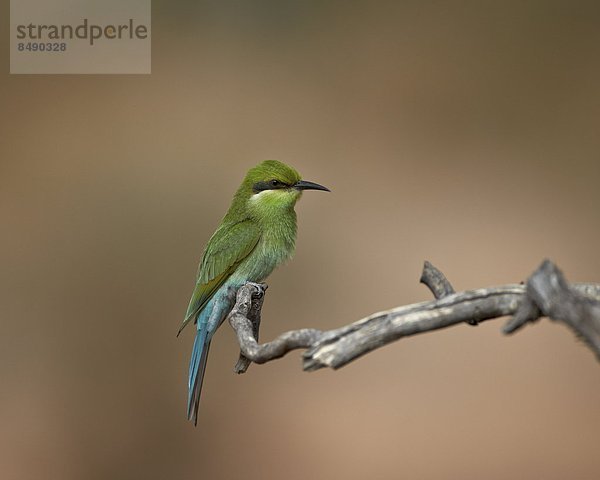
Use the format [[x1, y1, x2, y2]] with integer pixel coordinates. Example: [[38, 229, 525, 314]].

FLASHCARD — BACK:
[[179, 160, 329, 424]]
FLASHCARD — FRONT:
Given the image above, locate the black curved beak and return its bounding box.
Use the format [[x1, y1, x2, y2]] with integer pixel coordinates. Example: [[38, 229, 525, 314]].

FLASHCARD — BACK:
[[293, 180, 330, 192]]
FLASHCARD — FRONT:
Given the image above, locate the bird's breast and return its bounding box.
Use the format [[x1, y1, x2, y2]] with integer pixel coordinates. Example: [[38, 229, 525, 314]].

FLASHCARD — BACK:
[[235, 215, 297, 283]]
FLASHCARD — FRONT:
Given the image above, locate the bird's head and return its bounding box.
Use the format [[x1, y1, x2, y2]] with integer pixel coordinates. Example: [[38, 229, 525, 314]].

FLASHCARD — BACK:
[[237, 160, 329, 217]]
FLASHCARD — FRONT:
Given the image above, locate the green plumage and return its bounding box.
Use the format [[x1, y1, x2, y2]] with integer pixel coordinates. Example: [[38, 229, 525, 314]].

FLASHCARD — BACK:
[[179, 160, 303, 334], [181, 160, 329, 423], [180, 219, 260, 333]]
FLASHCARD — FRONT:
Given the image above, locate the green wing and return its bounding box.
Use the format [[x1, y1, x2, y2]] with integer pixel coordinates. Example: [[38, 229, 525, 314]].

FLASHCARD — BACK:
[[178, 219, 260, 335]]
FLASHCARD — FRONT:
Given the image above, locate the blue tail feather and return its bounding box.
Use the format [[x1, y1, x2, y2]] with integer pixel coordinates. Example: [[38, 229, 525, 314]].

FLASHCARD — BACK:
[[185, 285, 238, 425], [187, 320, 210, 425]]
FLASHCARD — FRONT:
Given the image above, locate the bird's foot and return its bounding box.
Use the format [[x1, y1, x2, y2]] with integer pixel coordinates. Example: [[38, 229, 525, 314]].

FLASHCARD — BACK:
[[246, 282, 267, 298]]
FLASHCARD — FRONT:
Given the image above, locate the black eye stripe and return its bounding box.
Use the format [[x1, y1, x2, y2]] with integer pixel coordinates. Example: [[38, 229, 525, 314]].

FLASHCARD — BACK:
[[252, 180, 289, 193]]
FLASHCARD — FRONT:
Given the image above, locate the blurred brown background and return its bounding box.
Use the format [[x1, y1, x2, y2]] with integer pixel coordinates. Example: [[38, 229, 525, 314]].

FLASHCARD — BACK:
[[2, 1, 600, 479]]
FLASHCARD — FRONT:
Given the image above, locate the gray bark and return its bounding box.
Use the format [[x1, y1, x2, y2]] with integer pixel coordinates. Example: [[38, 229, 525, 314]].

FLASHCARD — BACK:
[[227, 260, 600, 373]]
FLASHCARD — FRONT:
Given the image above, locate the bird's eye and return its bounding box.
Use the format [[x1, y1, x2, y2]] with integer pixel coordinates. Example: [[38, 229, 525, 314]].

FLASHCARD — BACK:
[[270, 179, 281, 187]]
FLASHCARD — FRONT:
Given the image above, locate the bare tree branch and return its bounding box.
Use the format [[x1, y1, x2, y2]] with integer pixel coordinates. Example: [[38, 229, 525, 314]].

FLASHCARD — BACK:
[[503, 260, 600, 360], [419, 260, 479, 326], [419, 260, 455, 299], [228, 284, 322, 373], [227, 260, 600, 373]]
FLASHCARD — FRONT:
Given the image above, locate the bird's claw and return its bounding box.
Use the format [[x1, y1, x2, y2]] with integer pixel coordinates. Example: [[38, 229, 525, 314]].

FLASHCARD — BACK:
[[246, 282, 267, 298]]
